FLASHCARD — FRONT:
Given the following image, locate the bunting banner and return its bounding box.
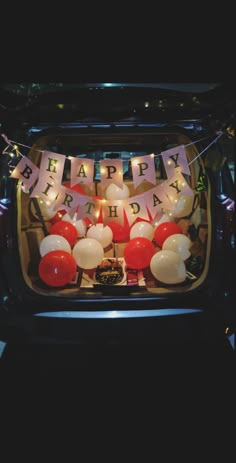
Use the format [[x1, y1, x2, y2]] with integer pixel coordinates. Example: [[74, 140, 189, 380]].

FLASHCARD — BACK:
[[2, 133, 222, 222], [5, 145, 195, 224]]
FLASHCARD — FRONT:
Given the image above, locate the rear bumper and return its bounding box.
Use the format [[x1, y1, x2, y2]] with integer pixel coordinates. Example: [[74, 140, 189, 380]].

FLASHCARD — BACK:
[[0, 306, 228, 345]]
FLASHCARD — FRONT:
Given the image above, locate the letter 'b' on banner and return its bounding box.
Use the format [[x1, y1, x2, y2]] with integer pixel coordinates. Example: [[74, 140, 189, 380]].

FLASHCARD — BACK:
[[10, 157, 40, 190]]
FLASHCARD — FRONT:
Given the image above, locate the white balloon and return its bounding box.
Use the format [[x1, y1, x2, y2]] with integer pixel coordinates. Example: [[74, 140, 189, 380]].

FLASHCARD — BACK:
[[105, 183, 130, 200], [72, 238, 104, 269], [32, 198, 59, 220], [62, 213, 87, 237], [62, 212, 74, 223], [39, 234, 71, 257], [130, 221, 154, 241], [171, 195, 194, 218], [74, 220, 87, 238], [150, 250, 186, 284], [162, 234, 191, 260], [86, 224, 113, 248], [152, 213, 174, 228]]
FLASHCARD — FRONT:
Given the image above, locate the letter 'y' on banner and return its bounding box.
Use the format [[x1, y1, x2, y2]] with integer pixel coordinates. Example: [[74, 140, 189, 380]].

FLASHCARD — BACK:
[[39, 151, 66, 184], [70, 157, 95, 188], [131, 154, 156, 188], [10, 157, 40, 190], [165, 172, 194, 203], [161, 145, 190, 179], [100, 159, 124, 190]]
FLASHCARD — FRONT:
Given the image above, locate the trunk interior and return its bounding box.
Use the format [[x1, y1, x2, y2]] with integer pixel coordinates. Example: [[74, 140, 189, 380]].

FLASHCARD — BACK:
[[17, 128, 210, 300]]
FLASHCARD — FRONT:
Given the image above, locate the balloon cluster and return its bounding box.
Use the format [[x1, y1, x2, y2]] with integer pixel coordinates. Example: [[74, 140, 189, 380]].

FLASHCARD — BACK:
[[149, 221, 192, 284], [123, 216, 192, 285], [38, 219, 115, 287], [37, 181, 194, 287]]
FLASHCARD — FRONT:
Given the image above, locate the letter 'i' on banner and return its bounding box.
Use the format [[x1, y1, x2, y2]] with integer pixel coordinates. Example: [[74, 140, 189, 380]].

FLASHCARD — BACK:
[[161, 145, 190, 179], [10, 157, 40, 190], [30, 174, 61, 205]]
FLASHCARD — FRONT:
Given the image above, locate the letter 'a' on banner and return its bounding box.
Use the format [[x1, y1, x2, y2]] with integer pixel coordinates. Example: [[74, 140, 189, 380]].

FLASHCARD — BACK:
[[144, 182, 172, 219], [131, 154, 156, 188], [161, 145, 190, 179], [10, 157, 40, 190], [70, 157, 95, 188]]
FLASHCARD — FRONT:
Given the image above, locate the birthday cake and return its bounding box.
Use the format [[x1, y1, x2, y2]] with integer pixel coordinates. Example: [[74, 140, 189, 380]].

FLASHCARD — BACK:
[[95, 258, 124, 285]]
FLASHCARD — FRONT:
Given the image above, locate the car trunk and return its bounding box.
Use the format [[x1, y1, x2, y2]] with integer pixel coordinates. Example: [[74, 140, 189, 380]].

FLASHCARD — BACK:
[[0, 83, 235, 344], [15, 125, 210, 302]]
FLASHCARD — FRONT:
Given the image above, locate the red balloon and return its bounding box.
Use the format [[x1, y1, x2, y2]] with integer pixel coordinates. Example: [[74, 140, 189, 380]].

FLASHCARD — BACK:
[[133, 207, 153, 225], [50, 209, 67, 224], [109, 212, 130, 242], [154, 222, 182, 248], [124, 237, 156, 269], [39, 250, 77, 287], [49, 220, 78, 247], [63, 181, 85, 195]]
